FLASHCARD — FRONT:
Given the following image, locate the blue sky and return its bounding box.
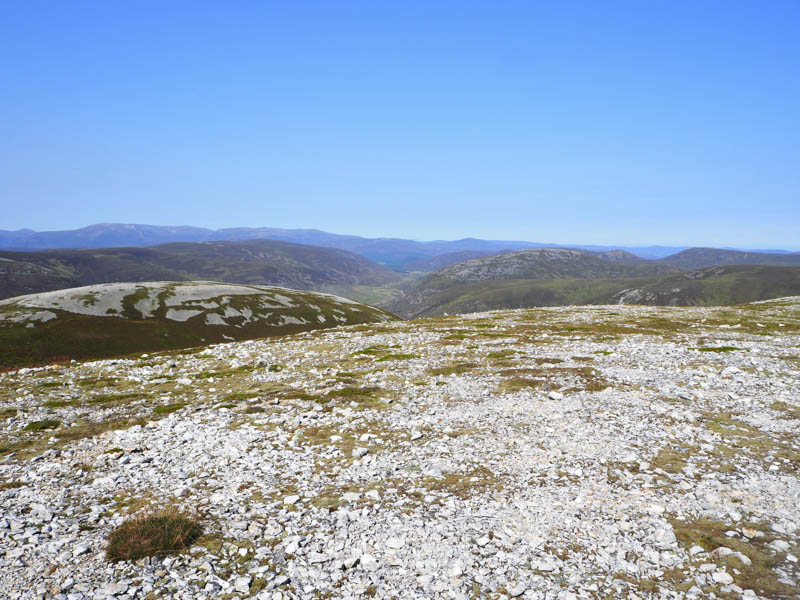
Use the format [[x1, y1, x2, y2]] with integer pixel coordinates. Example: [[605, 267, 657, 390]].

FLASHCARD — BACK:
[[1, 1, 798, 248]]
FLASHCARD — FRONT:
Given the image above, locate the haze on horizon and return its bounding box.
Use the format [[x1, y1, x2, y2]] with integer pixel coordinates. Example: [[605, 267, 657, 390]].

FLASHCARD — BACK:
[[2, 1, 799, 249]]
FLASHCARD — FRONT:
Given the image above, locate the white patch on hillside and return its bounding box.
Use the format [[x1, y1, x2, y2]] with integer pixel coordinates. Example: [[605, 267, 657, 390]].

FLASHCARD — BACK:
[[0, 309, 58, 324], [165, 309, 203, 322]]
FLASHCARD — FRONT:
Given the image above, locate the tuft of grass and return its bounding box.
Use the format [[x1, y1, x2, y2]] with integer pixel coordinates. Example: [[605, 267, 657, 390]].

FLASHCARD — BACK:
[[37, 381, 64, 389], [427, 362, 477, 376], [153, 403, 186, 415], [43, 399, 79, 408], [106, 510, 202, 562], [1, 407, 18, 418], [696, 346, 742, 353], [24, 419, 61, 432]]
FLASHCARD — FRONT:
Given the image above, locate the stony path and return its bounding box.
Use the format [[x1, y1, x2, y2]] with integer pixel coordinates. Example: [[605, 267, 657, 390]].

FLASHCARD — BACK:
[[1, 299, 799, 599]]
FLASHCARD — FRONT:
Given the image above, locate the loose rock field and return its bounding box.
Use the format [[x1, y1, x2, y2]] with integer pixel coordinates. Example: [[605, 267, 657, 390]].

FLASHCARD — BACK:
[[1, 299, 799, 599]]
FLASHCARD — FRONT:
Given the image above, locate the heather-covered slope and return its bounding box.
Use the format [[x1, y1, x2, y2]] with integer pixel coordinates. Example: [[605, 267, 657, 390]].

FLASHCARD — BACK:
[[391, 264, 800, 317], [0, 239, 401, 301], [0, 281, 398, 368], [660, 248, 800, 270]]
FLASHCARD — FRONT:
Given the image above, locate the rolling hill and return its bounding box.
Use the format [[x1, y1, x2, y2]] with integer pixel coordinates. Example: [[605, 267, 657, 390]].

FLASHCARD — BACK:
[[0, 281, 398, 368], [660, 247, 800, 269], [0, 239, 401, 302], [388, 246, 800, 317]]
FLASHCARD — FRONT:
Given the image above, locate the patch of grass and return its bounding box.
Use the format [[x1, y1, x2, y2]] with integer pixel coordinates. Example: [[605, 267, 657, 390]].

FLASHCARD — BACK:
[[498, 366, 609, 393], [24, 419, 61, 432], [651, 446, 691, 474], [696, 346, 742, 353], [192, 366, 254, 380], [37, 381, 64, 389], [106, 510, 202, 562], [427, 362, 477, 377], [487, 349, 516, 359], [87, 393, 142, 405], [670, 517, 795, 599], [0, 479, 25, 490], [223, 392, 260, 402], [0, 439, 36, 457], [78, 377, 118, 387], [327, 386, 381, 398], [770, 401, 800, 420], [153, 403, 186, 415], [376, 353, 418, 362], [419, 466, 502, 500], [1, 407, 18, 418], [43, 399, 79, 408]]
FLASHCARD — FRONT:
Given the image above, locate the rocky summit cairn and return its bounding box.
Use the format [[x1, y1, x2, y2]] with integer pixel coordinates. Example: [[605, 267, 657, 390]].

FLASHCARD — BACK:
[[0, 298, 798, 598]]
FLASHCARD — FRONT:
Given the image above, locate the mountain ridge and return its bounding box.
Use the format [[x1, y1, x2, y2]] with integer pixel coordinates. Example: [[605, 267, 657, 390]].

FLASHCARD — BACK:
[[9, 223, 794, 265], [0, 239, 401, 301]]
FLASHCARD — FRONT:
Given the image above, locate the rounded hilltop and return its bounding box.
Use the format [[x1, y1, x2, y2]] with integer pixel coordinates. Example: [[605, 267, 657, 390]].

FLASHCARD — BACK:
[[0, 281, 399, 368]]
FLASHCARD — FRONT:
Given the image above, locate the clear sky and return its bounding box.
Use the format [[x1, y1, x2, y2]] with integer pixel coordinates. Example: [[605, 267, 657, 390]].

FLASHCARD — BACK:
[[1, 1, 798, 248]]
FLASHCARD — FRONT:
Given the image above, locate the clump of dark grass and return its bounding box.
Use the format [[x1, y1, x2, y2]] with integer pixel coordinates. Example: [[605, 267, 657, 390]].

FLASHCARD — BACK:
[[153, 403, 186, 415], [106, 509, 202, 562], [24, 419, 61, 432]]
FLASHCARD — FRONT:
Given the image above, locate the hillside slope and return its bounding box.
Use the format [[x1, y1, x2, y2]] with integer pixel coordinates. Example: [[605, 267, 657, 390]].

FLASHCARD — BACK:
[[660, 247, 800, 269], [0, 281, 398, 368], [0, 239, 400, 301], [391, 248, 675, 316], [391, 265, 800, 317]]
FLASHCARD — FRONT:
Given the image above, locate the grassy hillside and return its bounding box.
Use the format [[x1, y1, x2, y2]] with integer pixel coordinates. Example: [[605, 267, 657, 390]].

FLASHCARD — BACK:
[[0, 281, 399, 368], [0, 239, 401, 301], [391, 266, 800, 317], [660, 247, 800, 269], [425, 248, 673, 284]]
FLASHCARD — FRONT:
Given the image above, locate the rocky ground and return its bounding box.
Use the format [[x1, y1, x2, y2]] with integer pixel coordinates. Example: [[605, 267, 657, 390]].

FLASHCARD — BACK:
[[1, 298, 799, 599]]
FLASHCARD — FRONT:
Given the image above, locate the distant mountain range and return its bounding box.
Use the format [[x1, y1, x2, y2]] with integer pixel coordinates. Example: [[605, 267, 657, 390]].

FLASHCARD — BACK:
[[2, 224, 799, 317], [0, 239, 401, 301], [4, 223, 793, 268]]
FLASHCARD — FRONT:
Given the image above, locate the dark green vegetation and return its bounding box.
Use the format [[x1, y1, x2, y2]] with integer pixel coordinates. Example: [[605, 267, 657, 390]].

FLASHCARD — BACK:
[[0, 238, 400, 301], [660, 247, 800, 270], [391, 258, 800, 317], [106, 511, 202, 562], [0, 282, 398, 369], [23, 419, 60, 431]]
